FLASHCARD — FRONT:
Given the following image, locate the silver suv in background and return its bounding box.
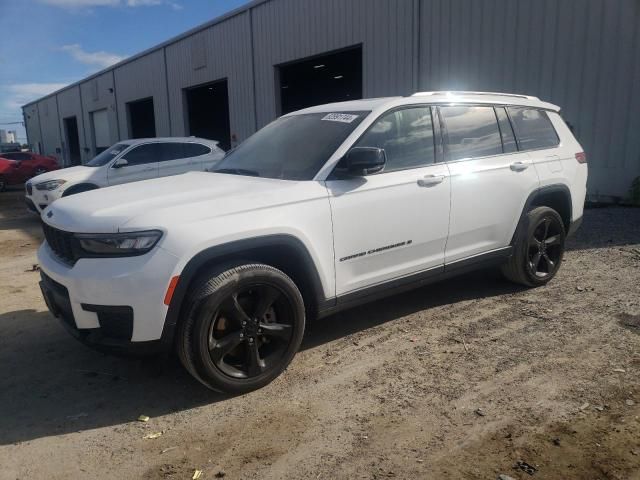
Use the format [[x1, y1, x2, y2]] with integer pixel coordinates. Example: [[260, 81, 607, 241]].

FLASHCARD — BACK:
[[25, 137, 224, 214]]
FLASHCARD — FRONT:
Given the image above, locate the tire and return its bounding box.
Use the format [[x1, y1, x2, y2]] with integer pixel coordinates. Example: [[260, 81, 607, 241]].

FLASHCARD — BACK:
[[502, 206, 566, 287], [176, 263, 306, 393]]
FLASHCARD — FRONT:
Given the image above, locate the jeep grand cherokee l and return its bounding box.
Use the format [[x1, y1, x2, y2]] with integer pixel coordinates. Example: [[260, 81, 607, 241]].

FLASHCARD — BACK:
[[37, 92, 587, 393]]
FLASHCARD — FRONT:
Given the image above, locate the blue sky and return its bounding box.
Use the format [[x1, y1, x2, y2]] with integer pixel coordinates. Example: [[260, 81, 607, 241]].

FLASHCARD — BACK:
[[0, 0, 248, 143]]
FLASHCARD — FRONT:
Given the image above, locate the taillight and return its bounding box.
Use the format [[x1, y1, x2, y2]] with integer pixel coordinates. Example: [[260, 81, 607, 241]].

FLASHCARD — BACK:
[[575, 152, 587, 164]]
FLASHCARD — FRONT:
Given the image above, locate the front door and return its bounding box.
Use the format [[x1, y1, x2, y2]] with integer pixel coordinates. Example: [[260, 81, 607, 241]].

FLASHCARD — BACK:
[[326, 106, 451, 296], [107, 142, 160, 186]]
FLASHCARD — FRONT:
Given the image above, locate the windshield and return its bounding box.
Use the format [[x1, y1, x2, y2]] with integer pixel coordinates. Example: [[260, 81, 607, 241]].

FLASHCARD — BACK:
[[212, 111, 369, 180], [85, 143, 130, 167]]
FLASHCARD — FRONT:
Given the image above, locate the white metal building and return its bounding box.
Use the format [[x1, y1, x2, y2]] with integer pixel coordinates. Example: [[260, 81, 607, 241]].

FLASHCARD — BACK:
[[22, 0, 640, 201]]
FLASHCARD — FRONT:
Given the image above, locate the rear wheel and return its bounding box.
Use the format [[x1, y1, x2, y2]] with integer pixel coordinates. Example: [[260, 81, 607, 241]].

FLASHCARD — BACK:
[[176, 263, 305, 393], [502, 206, 566, 287]]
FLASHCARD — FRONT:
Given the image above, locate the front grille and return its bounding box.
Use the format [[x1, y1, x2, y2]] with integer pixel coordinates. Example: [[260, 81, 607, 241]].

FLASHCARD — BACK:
[[26, 183, 33, 195], [42, 223, 79, 265]]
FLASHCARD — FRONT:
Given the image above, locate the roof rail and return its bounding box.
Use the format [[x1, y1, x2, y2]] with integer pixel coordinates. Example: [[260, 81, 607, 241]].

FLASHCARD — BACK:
[[411, 91, 539, 101]]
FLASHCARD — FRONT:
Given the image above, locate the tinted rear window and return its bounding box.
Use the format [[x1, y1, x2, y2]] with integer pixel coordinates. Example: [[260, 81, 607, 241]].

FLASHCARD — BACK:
[[507, 107, 559, 150], [440, 106, 502, 161], [184, 143, 211, 157]]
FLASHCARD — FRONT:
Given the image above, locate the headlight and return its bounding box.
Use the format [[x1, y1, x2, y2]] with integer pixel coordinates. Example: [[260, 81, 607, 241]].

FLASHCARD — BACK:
[[75, 230, 162, 256], [36, 179, 67, 191]]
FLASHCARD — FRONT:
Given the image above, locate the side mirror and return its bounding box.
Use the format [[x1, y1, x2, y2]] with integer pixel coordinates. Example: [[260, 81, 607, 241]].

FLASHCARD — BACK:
[[112, 158, 129, 169], [344, 147, 386, 176]]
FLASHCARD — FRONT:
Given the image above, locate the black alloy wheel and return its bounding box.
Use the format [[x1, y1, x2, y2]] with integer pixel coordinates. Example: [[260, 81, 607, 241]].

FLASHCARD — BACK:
[[502, 206, 566, 287], [527, 216, 563, 279], [177, 263, 305, 393], [207, 284, 295, 379]]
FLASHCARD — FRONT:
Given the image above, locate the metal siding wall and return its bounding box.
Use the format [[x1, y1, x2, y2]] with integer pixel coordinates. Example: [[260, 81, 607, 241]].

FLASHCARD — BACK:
[[39, 97, 62, 161], [251, 0, 416, 128], [80, 72, 119, 156], [21, 0, 640, 198], [165, 11, 255, 144], [56, 86, 87, 165], [24, 104, 43, 155], [113, 50, 170, 138], [418, 0, 640, 199]]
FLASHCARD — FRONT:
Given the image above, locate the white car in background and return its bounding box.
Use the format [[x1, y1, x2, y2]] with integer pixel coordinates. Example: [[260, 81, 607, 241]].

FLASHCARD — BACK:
[[25, 137, 224, 214]]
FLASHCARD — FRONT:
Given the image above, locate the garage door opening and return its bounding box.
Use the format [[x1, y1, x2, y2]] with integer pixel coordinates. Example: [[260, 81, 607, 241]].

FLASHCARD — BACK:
[[127, 97, 156, 139], [63, 116, 81, 166], [278, 46, 363, 115], [185, 79, 231, 151]]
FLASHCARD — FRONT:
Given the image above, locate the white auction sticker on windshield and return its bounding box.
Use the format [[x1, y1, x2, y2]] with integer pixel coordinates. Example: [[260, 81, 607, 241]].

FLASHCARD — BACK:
[[321, 113, 359, 123]]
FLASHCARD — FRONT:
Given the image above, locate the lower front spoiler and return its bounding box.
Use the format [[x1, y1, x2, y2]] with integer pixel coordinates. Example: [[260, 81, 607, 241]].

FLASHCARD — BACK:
[[39, 271, 169, 357]]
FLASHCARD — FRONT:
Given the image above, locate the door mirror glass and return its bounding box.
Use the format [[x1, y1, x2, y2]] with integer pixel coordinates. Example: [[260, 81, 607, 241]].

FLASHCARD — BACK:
[[345, 147, 386, 176], [112, 158, 129, 169]]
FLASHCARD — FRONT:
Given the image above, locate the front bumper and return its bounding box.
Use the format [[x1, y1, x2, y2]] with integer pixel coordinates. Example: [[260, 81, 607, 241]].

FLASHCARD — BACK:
[[37, 241, 181, 353], [25, 185, 63, 214]]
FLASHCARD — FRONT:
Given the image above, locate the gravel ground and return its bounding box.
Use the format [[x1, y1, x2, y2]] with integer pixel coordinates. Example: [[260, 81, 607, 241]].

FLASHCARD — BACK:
[[0, 186, 639, 480]]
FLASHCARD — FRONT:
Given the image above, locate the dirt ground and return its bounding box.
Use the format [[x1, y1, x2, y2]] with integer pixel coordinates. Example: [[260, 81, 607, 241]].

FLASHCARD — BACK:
[[0, 185, 639, 480]]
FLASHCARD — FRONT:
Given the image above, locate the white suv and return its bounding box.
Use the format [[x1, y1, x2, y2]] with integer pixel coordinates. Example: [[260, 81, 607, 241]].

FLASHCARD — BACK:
[[37, 92, 587, 393], [25, 137, 224, 214]]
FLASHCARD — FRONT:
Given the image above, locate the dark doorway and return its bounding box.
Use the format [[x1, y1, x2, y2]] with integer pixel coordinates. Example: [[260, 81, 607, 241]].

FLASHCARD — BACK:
[[278, 46, 363, 115], [63, 116, 81, 166], [185, 79, 231, 151], [127, 97, 156, 139]]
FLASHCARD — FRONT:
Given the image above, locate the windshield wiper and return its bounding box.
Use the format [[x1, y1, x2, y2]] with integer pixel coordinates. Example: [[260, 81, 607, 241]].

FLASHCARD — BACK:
[[212, 168, 261, 177]]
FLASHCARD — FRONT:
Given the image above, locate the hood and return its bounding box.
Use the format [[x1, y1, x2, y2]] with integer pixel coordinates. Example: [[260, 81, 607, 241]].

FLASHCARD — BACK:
[[29, 165, 94, 185], [43, 171, 318, 233]]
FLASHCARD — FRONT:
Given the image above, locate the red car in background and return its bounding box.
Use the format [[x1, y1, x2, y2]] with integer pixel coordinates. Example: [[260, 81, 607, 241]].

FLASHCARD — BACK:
[[0, 152, 59, 191]]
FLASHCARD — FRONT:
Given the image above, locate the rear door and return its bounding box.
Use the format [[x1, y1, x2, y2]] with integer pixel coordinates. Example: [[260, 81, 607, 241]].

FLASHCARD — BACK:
[[440, 105, 539, 263], [184, 142, 220, 170], [326, 106, 451, 295], [506, 106, 563, 185], [107, 142, 160, 186]]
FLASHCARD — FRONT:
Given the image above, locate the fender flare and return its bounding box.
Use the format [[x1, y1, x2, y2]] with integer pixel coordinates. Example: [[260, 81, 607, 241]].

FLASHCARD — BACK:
[[510, 183, 572, 246], [159, 234, 327, 348]]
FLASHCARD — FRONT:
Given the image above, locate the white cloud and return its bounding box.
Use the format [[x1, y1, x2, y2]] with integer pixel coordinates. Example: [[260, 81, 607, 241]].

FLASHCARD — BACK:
[[2, 83, 69, 111], [61, 44, 125, 68]]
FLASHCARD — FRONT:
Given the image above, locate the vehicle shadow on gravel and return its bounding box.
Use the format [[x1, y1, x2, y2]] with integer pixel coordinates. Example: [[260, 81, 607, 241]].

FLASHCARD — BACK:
[[303, 268, 525, 350], [0, 269, 524, 446], [566, 206, 640, 251], [0, 309, 229, 446]]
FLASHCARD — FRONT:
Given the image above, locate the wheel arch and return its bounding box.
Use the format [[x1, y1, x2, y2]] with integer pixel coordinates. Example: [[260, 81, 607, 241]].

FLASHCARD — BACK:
[[511, 184, 573, 245], [160, 234, 327, 348]]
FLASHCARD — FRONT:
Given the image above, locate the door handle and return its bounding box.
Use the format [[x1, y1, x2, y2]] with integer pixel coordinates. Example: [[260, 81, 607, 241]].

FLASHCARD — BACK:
[[143, 167, 155, 172], [417, 174, 445, 187], [510, 161, 529, 172]]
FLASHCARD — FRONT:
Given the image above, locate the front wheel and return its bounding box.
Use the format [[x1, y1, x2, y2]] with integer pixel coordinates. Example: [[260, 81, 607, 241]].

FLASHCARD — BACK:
[[176, 263, 305, 393], [502, 206, 566, 287]]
